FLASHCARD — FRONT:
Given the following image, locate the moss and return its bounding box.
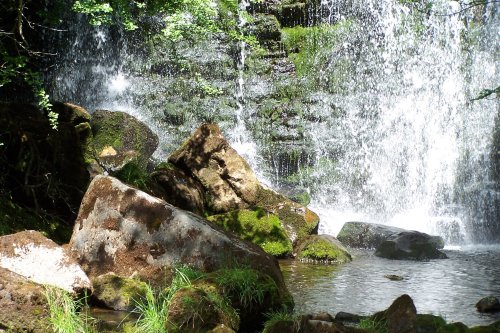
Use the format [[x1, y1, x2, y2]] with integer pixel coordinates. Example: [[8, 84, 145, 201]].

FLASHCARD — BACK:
[[416, 314, 447, 333], [298, 238, 351, 263], [93, 274, 149, 311], [0, 197, 72, 244], [113, 161, 152, 193], [207, 208, 292, 257]]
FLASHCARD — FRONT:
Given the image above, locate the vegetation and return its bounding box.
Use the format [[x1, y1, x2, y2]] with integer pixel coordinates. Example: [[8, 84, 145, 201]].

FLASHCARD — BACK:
[[262, 309, 298, 333], [358, 317, 388, 333], [43, 286, 96, 333], [207, 208, 293, 257]]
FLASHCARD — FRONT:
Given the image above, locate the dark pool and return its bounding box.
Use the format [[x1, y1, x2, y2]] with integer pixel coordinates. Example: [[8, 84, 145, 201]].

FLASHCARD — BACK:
[[280, 245, 500, 326]]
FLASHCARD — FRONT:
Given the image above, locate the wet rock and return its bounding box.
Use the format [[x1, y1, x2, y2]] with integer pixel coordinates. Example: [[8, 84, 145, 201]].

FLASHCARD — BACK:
[[311, 312, 334, 322], [150, 164, 206, 216], [384, 294, 417, 333], [475, 296, 500, 313], [0, 267, 50, 333], [168, 123, 319, 244], [69, 175, 290, 299], [92, 273, 149, 311], [416, 314, 446, 333], [91, 110, 158, 172], [334, 311, 366, 323], [384, 274, 404, 281], [295, 235, 352, 264], [337, 221, 444, 249], [375, 231, 447, 260], [300, 317, 367, 333], [207, 208, 292, 257], [0, 230, 91, 293]]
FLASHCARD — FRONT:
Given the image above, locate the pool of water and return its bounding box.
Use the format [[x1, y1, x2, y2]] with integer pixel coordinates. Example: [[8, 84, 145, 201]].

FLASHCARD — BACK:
[[280, 245, 500, 326]]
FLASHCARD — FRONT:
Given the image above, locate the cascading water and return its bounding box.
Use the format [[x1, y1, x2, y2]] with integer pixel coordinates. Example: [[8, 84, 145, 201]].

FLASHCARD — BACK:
[[295, 0, 500, 244]]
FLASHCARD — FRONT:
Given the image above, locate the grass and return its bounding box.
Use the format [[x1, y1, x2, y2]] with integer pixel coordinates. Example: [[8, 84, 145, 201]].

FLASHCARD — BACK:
[[358, 318, 388, 333], [262, 309, 298, 333], [43, 286, 96, 333]]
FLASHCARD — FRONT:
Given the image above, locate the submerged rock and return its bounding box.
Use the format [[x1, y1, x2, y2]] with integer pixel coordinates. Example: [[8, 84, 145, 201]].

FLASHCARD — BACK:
[[0, 230, 91, 293], [476, 296, 500, 313], [295, 235, 352, 264], [0, 267, 50, 333], [375, 231, 447, 260], [168, 123, 319, 244], [69, 175, 290, 299]]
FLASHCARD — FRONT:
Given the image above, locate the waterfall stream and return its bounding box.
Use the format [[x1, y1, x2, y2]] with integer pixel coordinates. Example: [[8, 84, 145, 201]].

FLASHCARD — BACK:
[[46, 0, 499, 245]]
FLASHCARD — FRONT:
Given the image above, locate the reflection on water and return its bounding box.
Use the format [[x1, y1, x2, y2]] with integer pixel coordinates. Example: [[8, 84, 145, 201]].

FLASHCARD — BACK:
[[280, 246, 500, 326]]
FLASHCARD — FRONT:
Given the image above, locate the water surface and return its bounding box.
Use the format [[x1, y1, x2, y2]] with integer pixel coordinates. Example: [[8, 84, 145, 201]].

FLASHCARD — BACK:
[[280, 246, 500, 326]]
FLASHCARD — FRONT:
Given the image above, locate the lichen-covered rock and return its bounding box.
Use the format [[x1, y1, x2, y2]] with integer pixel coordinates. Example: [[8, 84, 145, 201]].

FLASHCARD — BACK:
[[168, 123, 319, 244], [91, 110, 158, 172], [0, 230, 91, 293], [167, 286, 240, 333], [0, 267, 51, 333], [295, 235, 351, 264], [69, 175, 290, 298], [475, 296, 500, 313], [207, 208, 292, 257], [92, 273, 149, 311], [375, 231, 447, 260]]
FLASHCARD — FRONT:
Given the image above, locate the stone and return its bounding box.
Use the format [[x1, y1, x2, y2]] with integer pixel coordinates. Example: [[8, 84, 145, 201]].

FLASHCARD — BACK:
[[385, 294, 417, 333], [311, 312, 334, 322], [90, 110, 158, 172], [384, 274, 404, 281], [0, 230, 91, 293], [168, 123, 319, 244], [337, 221, 444, 250], [52, 101, 91, 125], [68, 175, 291, 300], [92, 273, 149, 311], [334, 312, 366, 323], [300, 317, 367, 333], [207, 208, 292, 257], [295, 235, 351, 264], [150, 164, 206, 216], [0, 267, 50, 333], [475, 296, 500, 313], [251, 14, 282, 42], [375, 231, 448, 260], [416, 314, 446, 333]]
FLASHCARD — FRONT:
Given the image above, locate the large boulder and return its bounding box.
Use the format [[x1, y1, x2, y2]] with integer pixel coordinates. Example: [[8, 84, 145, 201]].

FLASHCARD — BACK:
[[168, 123, 319, 244], [90, 110, 158, 172], [0, 267, 51, 332], [476, 296, 500, 313], [337, 222, 444, 250], [295, 235, 352, 264], [0, 230, 91, 293], [375, 231, 448, 260], [68, 175, 291, 303]]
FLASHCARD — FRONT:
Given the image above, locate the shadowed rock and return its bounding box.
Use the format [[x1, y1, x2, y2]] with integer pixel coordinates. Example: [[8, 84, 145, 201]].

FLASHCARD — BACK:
[[375, 231, 447, 260]]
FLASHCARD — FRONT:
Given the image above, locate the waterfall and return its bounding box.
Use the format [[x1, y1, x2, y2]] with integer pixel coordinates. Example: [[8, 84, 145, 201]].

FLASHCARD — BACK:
[[45, 0, 499, 244]]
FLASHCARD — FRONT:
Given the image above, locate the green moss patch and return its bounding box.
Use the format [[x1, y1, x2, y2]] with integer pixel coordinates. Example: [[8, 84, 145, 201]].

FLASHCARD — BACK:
[[207, 208, 292, 257], [296, 236, 352, 263]]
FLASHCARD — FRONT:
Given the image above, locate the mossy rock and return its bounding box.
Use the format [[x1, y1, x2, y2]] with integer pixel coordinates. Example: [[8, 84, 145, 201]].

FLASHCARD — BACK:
[[251, 14, 282, 42], [92, 273, 149, 311], [295, 235, 352, 264], [436, 322, 469, 333], [416, 314, 447, 333], [207, 208, 292, 257], [91, 110, 158, 172], [167, 286, 240, 333]]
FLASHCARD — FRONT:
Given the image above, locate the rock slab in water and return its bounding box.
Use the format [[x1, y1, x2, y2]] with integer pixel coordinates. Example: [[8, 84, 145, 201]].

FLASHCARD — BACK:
[[476, 296, 500, 313], [0, 267, 50, 332], [168, 123, 319, 244], [337, 221, 444, 249], [375, 231, 448, 260], [69, 175, 289, 297], [0, 230, 91, 293]]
